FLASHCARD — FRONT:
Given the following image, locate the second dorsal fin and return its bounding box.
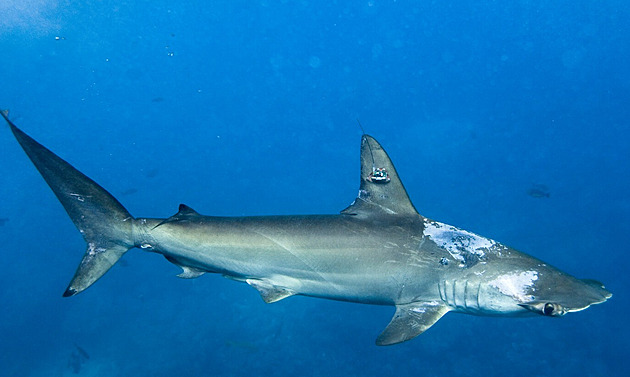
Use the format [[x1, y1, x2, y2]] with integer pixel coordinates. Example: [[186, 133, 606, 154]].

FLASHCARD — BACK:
[[153, 204, 201, 229]]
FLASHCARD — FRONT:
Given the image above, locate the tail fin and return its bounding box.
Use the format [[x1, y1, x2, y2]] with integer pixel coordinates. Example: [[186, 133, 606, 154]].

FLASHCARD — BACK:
[[2, 110, 135, 296]]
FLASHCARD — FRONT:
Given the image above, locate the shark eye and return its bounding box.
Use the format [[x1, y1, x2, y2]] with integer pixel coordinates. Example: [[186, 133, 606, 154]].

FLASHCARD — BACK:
[[542, 302, 565, 317], [519, 302, 566, 316]]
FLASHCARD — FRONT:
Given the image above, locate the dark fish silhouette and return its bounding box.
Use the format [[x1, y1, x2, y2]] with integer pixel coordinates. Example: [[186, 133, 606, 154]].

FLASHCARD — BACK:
[[74, 343, 90, 359], [120, 188, 138, 196], [145, 168, 159, 178], [68, 343, 89, 374], [527, 183, 550, 198]]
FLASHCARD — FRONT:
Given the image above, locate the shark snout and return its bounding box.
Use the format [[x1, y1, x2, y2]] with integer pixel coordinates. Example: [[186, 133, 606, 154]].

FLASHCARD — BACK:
[[573, 278, 612, 309], [521, 274, 611, 317]]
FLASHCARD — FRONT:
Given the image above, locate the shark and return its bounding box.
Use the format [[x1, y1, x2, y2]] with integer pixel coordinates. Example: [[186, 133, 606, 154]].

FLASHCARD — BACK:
[[2, 110, 611, 345]]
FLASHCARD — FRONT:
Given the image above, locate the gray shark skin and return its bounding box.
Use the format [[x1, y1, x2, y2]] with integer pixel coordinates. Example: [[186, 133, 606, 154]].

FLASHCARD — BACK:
[[2, 110, 611, 345]]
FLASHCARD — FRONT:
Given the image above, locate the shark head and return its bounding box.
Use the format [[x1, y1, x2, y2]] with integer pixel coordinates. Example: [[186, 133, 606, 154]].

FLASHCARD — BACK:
[[425, 218, 612, 318], [516, 266, 612, 316], [474, 260, 612, 317]]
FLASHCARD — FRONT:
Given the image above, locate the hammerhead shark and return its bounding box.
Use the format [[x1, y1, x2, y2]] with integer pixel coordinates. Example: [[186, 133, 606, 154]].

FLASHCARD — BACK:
[[2, 110, 611, 345]]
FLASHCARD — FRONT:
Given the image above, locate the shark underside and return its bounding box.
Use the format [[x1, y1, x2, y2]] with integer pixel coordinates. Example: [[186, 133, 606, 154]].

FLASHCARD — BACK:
[[2, 110, 611, 345]]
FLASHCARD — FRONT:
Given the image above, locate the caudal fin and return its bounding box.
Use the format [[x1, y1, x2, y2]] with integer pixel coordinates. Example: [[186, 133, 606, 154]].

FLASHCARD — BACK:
[[2, 110, 135, 296]]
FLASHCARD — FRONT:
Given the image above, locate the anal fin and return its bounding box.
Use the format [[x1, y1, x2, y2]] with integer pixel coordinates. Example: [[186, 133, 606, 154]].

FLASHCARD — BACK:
[[246, 279, 296, 303], [376, 302, 449, 346]]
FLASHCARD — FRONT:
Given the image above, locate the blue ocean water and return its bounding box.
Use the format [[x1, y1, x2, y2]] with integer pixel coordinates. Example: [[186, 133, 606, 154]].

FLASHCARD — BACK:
[[1, 0, 628, 376]]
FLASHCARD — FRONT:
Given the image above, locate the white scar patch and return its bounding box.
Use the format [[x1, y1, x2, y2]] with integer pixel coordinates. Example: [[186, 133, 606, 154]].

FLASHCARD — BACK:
[[423, 219, 498, 266], [488, 271, 538, 300]]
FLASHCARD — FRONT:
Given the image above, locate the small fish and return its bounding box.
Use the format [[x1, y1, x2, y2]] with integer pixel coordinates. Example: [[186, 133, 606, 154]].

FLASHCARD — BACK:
[[527, 183, 550, 198]]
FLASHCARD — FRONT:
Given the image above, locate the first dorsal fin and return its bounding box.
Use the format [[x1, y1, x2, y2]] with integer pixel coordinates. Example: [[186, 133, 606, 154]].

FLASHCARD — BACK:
[[153, 204, 201, 229], [341, 135, 418, 217]]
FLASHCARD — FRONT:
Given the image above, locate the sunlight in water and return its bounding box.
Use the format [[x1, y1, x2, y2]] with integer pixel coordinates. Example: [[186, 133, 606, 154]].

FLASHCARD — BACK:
[[0, 0, 60, 37]]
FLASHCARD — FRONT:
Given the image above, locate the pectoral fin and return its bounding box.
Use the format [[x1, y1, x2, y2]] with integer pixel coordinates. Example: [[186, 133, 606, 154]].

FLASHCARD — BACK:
[[376, 302, 449, 346], [246, 279, 296, 303]]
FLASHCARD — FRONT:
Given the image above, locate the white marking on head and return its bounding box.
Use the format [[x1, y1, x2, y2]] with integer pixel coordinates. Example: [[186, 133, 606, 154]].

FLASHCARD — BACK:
[[423, 219, 500, 266], [488, 271, 538, 301]]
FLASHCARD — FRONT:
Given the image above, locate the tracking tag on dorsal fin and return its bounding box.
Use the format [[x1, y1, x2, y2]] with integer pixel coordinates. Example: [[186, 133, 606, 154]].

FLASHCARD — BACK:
[[376, 302, 449, 346], [154, 203, 201, 229], [246, 279, 296, 303], [341, 135, 418, 217]]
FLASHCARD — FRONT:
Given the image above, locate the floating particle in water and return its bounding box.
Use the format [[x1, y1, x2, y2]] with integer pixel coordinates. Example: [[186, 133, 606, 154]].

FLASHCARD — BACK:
[[308, 56, 321, 68]]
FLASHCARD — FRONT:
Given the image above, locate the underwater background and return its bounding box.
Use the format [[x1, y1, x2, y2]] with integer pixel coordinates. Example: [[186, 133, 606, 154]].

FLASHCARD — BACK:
[[0, 1, 628, 376]]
